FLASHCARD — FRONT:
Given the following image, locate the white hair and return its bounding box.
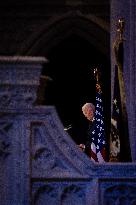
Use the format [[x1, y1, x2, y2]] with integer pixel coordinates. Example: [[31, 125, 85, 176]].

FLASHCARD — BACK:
[[82, 103, 95, 113]]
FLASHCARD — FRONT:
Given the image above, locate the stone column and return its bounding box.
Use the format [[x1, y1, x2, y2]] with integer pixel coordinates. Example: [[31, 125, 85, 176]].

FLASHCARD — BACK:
[[111, 0, 136, 161], [0, 56, 47, 205]]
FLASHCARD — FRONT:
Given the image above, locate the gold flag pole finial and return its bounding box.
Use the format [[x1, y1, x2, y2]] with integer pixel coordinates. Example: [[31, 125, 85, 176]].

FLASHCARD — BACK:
[[117, 18, 125, 41], [94, 68, 102, 93], [94, 68, 100, 83], [113, 18, 126, 65]]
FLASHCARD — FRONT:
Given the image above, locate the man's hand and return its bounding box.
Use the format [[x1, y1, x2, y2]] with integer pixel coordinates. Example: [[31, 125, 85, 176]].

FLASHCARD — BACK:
[[78, 144, 85, 152]]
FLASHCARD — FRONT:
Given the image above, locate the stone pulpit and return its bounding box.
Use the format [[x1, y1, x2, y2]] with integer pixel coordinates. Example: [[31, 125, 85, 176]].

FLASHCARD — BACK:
[[0, 56, 136, 205]]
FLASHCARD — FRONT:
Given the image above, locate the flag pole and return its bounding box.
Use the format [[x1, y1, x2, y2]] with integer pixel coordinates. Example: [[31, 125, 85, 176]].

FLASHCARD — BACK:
[[94, 68, 100, 83], [94, 68, 102, 93], [109, 19, 125, 162], [114, 19, 127, 120], [91, 67, 107, 162], [109, 18, 131, 162]]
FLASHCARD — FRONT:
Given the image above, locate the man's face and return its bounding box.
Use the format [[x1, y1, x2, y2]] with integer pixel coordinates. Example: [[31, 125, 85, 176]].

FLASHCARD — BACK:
[[83, 106, 95, 121]]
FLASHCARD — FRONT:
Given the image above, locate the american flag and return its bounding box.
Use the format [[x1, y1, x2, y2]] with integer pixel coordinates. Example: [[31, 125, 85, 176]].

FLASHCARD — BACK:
[[109, 66, 131, 162], [109, 66, 121, 162], [88, 83, 107, 163]]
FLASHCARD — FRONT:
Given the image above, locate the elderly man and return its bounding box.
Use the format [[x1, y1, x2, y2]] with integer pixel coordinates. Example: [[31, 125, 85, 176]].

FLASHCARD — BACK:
[[79, 102, 95, 152]]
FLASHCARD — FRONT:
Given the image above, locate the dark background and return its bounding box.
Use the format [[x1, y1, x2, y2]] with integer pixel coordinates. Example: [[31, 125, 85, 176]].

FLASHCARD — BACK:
[[41, 34, 110, 145], [0, 0, 110, 145]]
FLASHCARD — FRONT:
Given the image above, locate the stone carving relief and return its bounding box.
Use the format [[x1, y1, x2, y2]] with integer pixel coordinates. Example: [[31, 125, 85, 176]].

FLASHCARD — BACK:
[[61, 184, 85, 205], [104, 184, 136, 205], [0, 58, 44, 109], [0, 86, 37, 108], [33, 182, 86, 205], [31, 122, 70, 176], [33, 184, 58, 205], [0, 121, 12, 159], [30, 114, 95, 178]]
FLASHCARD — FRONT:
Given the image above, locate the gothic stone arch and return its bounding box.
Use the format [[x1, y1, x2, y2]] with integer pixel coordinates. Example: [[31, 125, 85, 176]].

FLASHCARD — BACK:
[[19, 11, 110, 58]]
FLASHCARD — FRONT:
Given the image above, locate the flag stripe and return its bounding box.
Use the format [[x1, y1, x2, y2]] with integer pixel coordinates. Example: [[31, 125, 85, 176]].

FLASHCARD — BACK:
[[87, 82, 107, 163]]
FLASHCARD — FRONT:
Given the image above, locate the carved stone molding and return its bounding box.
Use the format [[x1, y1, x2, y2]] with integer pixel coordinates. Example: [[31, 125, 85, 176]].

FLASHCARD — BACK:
[[32, 182, 87, 205], [0, 121, 12, 159], [104, 184, 136, 205], [30, 118, 96, 178], [0, 56, 47, 110]]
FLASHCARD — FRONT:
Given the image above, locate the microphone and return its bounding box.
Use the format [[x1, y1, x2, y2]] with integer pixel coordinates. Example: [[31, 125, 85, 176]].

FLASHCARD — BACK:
[[64, 124, 72, 131]]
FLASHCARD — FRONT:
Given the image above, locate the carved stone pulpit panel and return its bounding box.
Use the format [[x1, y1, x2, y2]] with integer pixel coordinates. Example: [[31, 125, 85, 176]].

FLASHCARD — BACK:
[[0, 56, 136, 205]]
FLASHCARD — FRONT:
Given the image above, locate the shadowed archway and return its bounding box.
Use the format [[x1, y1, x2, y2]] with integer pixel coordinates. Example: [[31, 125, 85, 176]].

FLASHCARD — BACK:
[[19, 11, 110, 58], [41, 34, 110, 145], [19, 11, 110, 144]]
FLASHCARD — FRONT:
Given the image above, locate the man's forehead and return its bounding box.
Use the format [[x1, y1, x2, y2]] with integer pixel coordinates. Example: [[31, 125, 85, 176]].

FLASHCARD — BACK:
[[84, 103, 95, 110]]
